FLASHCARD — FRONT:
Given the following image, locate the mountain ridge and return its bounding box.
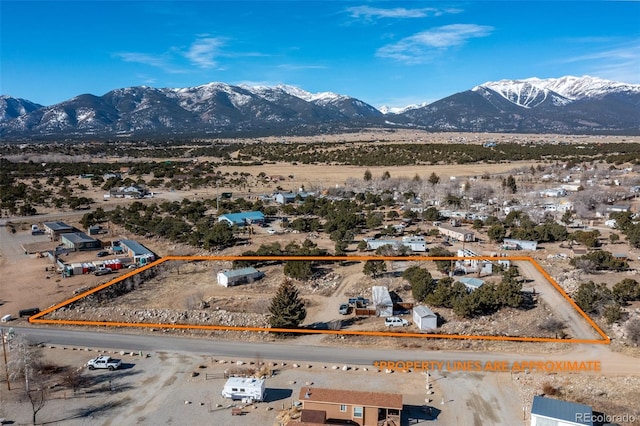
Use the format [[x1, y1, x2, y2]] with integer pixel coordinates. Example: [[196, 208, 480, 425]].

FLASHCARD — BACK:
[[1, 75, 638, 140]]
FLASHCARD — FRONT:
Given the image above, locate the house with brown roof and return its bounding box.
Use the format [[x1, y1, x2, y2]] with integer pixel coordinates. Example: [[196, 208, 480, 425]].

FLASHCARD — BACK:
[[288, 387, 402, 426]]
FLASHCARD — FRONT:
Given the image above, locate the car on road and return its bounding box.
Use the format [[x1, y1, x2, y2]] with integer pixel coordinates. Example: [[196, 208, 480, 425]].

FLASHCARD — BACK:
[[267, 229, 277, 235], [338, 303, 349, 315], [96, 251, 110, 257], [86, 355, 121, 371], [384, 317, 409, 327], [94, 267, 112, 276]]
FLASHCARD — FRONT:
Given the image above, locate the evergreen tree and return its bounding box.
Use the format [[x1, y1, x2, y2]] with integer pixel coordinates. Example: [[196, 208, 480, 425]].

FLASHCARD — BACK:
[[268, 280, 307, 329], [363, 169, 372, 181], [403, 266, 435, 302], [363, 260, 386, 278], [428, 172, 440, 186]]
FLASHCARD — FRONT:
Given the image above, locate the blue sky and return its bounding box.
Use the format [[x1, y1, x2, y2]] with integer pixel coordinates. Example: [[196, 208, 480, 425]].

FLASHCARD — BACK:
[[1, 1, 638, 108]]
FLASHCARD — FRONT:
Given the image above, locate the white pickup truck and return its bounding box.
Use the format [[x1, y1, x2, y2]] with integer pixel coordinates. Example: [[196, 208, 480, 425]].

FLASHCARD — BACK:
[[86, 355, 121, 371]]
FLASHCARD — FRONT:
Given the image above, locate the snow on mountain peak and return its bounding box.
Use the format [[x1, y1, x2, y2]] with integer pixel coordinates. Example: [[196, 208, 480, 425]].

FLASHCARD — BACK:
[[474, 75, 640, 108]]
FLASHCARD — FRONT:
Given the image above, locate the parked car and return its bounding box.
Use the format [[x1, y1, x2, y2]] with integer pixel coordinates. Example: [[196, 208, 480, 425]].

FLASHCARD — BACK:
[[338, 303, 349, 315], [86, 355, 121, 371], [384, 317, 409, 327], [94, 267, 112, 276], [348, 297, 370, 307], [96, 251, 109, 257]]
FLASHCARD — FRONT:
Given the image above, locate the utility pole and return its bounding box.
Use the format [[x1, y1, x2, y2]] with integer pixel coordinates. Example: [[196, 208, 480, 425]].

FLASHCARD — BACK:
[[1, 329, 10, 390]]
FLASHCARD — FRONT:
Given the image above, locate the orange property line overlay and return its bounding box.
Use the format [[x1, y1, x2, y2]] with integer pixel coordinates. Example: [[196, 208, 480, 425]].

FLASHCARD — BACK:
[[30, 256, 610, 345]]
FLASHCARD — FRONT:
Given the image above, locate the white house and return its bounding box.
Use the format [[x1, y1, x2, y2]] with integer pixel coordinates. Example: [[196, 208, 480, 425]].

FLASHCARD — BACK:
[[364, 236, 427, 252], [503, 239, 538, 251], [455, 249, 492, 275], [413, 306, 437, 331], [221, 377, 265, 402], [217, 267, 264, 287], [530, 396, 592, 426], [438, 224, 475, 242]]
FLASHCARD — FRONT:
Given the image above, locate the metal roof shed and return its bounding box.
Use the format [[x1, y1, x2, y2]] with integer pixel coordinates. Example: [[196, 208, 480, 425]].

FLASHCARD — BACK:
[[413, 305, 437, 331], [530, 396, 592, 426]]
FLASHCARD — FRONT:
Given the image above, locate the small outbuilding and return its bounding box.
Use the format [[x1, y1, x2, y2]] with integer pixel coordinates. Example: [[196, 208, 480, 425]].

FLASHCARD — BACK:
[[530, 395, 592, 426], [413, 305, 437, 331], [217, 267, 264, 287]]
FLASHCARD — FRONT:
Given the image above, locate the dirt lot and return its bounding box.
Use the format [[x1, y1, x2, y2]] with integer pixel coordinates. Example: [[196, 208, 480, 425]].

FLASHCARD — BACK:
[[1, 342, 638, 426]]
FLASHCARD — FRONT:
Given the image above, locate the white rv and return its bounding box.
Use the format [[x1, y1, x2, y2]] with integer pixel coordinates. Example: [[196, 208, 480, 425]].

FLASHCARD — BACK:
[[221, 377, 265, 402]]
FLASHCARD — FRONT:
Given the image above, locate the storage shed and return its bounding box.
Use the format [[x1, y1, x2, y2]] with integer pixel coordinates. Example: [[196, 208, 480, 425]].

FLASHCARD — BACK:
[[530, 395, 592, 426], [413, 305, 437, 331], [217, 267, 264, 287]]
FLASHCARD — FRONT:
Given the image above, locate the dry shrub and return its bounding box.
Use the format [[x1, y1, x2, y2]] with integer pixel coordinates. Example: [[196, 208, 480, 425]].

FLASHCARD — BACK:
[[542, 382, 560, 396]]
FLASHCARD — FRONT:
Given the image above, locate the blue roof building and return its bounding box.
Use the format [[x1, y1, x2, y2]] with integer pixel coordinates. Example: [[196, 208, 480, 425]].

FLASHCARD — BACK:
[[457, 277, 485, 291], [218, 211, 265, 226], [530, 396, 593, 426]]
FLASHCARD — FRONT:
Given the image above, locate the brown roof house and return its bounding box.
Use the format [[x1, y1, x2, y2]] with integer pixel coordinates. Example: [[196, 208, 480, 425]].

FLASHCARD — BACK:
[[289, 387, 403, 426]]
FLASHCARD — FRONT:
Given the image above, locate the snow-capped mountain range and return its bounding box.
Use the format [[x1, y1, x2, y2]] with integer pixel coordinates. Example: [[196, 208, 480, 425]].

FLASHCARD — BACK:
[[1, 76, 638, 140]]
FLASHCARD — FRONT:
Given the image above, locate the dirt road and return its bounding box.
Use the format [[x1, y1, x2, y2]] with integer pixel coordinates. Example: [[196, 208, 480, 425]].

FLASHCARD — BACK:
[[516, 260, 602, 341]]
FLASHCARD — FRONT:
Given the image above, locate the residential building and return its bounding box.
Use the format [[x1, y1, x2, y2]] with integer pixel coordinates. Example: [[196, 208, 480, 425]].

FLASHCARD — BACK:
[[275, 191, 310, 204], [217, 267, 264, 287], [455, 249, 492, 275], [503, 239, 538, 251], [530, 395, 593, 426], [59, 232, 101, 251], [458, 277, 485, 291], [292, 387, 403, 426], [438, 224, 474, 242], [118, 239, 155, 265], [217, 211, 265, 226], [43, 221, 74, 239]]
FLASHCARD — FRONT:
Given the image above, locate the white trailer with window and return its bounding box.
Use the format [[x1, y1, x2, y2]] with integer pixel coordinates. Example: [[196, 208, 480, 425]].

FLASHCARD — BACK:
[[221, 377, 265, 402]]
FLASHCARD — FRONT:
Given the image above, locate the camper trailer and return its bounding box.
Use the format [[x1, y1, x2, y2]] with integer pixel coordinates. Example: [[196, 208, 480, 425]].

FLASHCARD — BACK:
[[221, 377, 265, 402]]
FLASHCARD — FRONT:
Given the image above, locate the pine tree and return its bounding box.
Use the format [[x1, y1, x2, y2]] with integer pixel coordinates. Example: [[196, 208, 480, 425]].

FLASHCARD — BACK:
[[268, 280, 307, 329]]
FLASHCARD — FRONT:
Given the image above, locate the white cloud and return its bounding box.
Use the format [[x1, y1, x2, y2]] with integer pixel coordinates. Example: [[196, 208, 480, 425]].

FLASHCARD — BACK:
[[347, 5, 460, 20], [116, 52, 168, 68], [561, 40, 640, 84], [184, 37, 225, 68], [277, 63, 328, 70], [376, 24, 494, 64]]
